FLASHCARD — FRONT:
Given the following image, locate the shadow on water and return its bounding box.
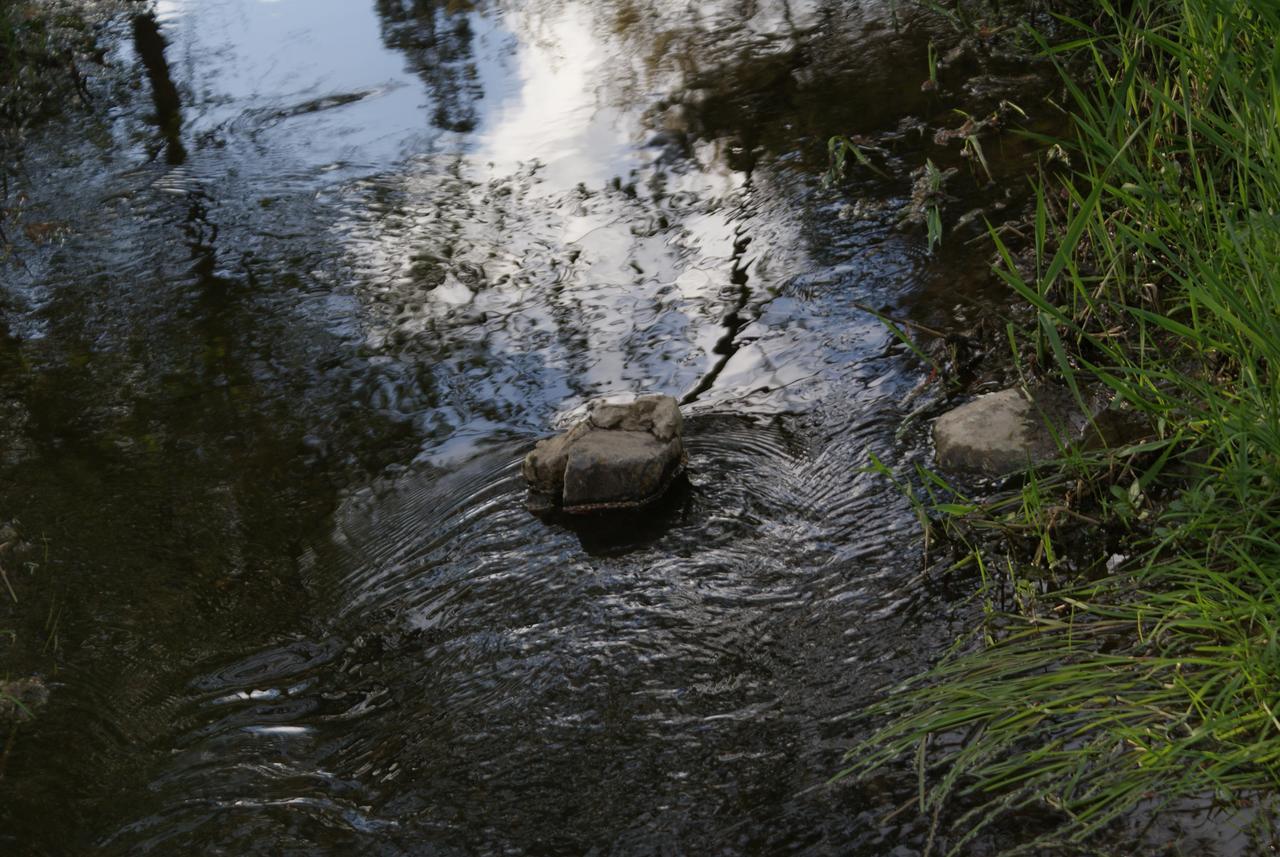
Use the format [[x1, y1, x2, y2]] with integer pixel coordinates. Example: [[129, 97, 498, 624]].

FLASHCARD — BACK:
[[538, 474, 694, 557], [0, 0, 1249, 854]]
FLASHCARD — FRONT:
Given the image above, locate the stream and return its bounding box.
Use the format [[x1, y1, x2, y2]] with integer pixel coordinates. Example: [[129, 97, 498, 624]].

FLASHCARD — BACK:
[[0, 0, 1094, 853]]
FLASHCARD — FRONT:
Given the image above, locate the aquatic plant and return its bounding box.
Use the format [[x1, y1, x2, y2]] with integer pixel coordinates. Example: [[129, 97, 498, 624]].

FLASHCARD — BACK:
[[843, 0, 1280, 851]]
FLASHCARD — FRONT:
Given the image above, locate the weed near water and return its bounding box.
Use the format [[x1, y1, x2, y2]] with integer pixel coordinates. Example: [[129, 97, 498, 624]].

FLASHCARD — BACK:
[[842, 0, 1280, 852]]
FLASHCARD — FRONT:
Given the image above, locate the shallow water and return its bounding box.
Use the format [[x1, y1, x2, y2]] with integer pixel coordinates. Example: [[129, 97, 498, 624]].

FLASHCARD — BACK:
[[0, 1, 1245, 854]]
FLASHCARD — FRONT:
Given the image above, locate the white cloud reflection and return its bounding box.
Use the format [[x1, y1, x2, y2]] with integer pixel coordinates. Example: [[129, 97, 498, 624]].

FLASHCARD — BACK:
[[473, 4, 638, 191]]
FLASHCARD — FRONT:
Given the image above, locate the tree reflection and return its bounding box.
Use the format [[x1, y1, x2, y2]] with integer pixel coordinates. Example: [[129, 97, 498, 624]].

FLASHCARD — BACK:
[[367, 0, 937, 174], [131, 9, 187, 164], [373, 0, 483, 132]]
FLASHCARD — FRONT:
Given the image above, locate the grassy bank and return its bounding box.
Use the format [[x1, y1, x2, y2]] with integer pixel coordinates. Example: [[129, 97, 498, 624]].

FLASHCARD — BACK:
[[844, 0, 1280, 851]]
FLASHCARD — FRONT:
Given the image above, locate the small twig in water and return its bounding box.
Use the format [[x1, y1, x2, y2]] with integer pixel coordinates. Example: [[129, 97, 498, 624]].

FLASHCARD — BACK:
[[850, 300, 948, 340], [0, 564, 15, 603]]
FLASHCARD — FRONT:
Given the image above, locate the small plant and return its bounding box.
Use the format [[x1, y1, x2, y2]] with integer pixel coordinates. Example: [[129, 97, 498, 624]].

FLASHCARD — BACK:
[[923, 40, 939, 93], [896, 159, 957, 253], [825, 134, 890, 185], [922, 164, 944, 250]]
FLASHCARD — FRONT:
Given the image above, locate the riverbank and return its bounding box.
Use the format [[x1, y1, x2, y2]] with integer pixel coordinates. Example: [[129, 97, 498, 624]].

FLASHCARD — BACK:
[[846, 0, 1280, 851]]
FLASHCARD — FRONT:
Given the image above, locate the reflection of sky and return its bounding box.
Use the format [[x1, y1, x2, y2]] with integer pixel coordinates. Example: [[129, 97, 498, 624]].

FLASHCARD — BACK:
[[322, 0, 799, 432], [153, 0, 437, 169], [145, 0, 742, 190], [151, 0, 644, 186], [145, 0, 905, 431], [472, 5, 639, 190]]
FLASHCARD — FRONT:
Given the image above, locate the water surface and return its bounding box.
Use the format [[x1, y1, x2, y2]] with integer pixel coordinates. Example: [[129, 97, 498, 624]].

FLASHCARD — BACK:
[[0, 1, 1124, 853]]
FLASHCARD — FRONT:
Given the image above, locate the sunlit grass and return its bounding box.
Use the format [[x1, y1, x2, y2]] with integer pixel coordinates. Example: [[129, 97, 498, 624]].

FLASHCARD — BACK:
[[842, 0, 1280, 851]]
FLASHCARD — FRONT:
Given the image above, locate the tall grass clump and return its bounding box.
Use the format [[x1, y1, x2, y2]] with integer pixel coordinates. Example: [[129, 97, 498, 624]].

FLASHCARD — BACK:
[[842, 0, 1280, 851]]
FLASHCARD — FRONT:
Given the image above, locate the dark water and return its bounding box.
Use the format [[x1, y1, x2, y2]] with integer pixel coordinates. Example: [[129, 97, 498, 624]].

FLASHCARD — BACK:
[[0, 1, 1244, 854]]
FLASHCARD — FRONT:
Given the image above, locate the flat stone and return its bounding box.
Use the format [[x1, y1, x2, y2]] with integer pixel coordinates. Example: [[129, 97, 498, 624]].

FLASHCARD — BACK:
[[562, 430, 683, 511], [523, 395, 686, 513], [588, 395, 682, 441], [934, 386, 1080, 476]]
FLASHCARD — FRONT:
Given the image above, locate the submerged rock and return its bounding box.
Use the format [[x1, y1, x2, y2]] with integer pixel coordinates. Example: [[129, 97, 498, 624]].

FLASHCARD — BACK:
[[523, 395, 686, 514], [934, 386, 1083, 477]]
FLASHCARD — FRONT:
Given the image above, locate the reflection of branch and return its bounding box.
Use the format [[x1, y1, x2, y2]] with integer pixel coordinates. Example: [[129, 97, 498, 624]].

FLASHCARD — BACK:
[[680, 223, 754, 405]]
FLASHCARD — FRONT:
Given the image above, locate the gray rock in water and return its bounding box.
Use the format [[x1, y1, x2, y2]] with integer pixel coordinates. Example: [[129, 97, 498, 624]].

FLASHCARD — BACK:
[[523, 395, 686, 513], [934, 386, 1082, 477]]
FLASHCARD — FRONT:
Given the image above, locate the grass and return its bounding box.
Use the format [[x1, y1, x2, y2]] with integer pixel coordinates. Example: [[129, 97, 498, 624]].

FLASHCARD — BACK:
[[840, 0, 1280, 852]]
